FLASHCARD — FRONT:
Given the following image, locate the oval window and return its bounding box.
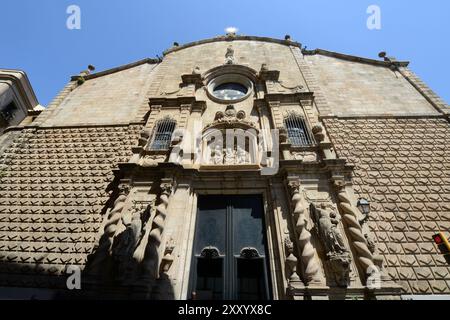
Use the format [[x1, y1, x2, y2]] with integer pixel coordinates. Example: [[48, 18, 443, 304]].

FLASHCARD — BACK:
[[212, 83, 248, 101]]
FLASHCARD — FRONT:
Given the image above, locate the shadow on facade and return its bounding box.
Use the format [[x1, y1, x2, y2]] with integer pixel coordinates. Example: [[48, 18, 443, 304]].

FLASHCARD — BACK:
[[77, 180, 176, 300], [0, 178, 175, 300], [0, 247, 174, 300]]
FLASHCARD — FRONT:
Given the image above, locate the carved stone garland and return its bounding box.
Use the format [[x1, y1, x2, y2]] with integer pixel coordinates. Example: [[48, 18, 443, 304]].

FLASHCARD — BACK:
[[141, 179, 173, 279], [288, 181, 321, 284], [335, 184, 377, 284]]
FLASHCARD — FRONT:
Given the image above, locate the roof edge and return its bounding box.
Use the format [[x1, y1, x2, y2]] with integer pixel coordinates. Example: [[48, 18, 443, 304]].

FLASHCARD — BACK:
[[302, 48, 410, 67], [70, 57, 161, 81], [163, 35, 301, 56]]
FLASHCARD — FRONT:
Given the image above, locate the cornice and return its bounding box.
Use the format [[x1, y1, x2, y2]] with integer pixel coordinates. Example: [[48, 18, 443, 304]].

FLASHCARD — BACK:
[[70, 57, 161, 82], [302, 48, 410, 68]]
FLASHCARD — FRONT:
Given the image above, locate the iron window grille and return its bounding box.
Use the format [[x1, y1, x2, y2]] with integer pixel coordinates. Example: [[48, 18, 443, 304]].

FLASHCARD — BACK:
[[283, 112, 315, 147], [149, 118, 177, 151], [0, 102, 18, 122]]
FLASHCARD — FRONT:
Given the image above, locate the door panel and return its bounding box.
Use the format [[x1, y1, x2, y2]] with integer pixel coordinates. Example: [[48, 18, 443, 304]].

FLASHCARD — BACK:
[[194, 195, 227, 256], [236, 257, 267, 300], [196, 257, 224, 300], [190, 195, 271, 300], [232, 196, 266, 256]]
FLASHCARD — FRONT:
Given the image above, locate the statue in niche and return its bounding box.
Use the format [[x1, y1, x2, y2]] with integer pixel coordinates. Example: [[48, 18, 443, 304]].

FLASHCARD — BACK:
[[311, 203, 351, 287], [312, 203, 347, 254], [111, 203, 150, 281]]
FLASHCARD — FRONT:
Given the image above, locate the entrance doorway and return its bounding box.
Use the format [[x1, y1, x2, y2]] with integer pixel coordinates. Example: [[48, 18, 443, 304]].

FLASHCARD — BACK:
[[189, 195, 271, 300]]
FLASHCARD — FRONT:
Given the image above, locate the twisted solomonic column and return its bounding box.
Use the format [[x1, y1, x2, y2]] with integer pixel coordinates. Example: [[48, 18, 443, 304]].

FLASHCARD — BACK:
[[88, 184, 130, 273], [288, 181, 321, 285], [284, 236, 300, 282], [141, 179, 173, 280], [336, 184, 376, 284]]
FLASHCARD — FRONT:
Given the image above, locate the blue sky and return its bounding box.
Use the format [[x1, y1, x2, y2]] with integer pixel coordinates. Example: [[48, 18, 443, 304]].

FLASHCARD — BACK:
[[1, 0, 449, 105]]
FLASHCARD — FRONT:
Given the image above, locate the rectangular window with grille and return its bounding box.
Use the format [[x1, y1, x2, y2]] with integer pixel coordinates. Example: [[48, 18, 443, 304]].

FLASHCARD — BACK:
[[149, 118, 176, 150], [283, 114, 315, 146]]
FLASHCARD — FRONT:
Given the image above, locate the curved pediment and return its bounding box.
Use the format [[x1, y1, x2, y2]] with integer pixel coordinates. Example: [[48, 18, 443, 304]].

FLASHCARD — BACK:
[[203, 64, 258, 84]]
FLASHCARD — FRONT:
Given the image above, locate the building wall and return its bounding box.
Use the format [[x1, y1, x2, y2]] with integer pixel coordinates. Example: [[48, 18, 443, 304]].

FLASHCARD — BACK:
[[324, 117, 450, 294], [39, 63, 158, 127], [305, 55, 440, 117]]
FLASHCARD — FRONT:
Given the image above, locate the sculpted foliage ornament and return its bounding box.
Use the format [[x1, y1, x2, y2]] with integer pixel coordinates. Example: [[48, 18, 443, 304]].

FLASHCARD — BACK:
[[200, 246, 220, 259], [206, 105, 257, 132], [312, 125, 325, 143]]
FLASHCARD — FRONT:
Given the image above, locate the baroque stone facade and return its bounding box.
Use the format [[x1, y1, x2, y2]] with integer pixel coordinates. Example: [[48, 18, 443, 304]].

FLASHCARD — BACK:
[[0, 34, 449, 300]]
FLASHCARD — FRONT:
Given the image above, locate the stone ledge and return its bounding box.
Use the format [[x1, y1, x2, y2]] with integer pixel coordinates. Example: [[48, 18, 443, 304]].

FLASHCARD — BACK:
[[320, 113, 445, 120]]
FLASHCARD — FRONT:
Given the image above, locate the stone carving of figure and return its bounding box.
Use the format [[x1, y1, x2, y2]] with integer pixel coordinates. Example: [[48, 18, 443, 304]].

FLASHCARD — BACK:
[[111, 205, 146, 280], [311, 203, 351, 287], [236, 144, 248, 164], [313, 203, 347, 254], [212, 145, 223, 165], [225, 46, 235, 64], [224, 146, 235, 165]]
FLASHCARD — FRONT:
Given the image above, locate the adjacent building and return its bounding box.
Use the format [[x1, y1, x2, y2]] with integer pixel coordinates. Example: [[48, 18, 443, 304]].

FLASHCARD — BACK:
[[0, 69, 42, 134]]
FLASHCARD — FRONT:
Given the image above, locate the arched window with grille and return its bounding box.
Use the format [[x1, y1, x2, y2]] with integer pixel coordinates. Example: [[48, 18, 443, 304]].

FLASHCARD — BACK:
[[149, 117, 177, 150], [283, 113, 314, 146]]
